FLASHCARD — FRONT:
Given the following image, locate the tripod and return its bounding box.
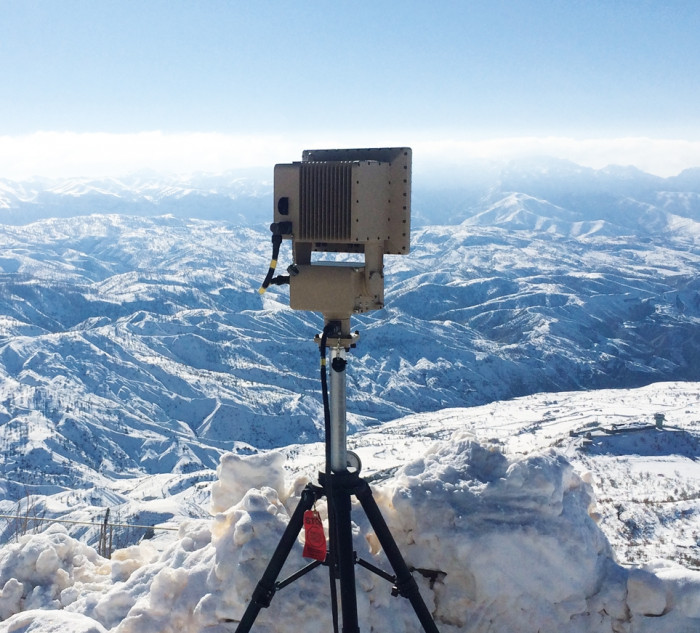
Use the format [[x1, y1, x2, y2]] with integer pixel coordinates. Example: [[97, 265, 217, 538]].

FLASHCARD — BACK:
[[234, 321, 440, 633]]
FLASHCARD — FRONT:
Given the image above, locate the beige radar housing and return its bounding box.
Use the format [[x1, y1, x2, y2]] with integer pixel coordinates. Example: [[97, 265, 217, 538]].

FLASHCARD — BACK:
[[272, 147, 411, 322]]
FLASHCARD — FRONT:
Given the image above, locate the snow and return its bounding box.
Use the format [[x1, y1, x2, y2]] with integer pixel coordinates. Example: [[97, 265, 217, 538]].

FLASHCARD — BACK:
[[0, 432, 698, 633]]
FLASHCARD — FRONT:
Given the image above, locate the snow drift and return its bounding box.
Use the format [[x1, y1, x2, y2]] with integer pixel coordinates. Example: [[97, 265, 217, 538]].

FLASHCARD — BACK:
[[1, 433, 699, 633]]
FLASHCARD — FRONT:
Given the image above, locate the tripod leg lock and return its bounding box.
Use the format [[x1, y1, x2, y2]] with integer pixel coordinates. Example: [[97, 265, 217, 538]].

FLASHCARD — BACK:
[[392, 574, 421, 600], [250, 579, 277, 609]]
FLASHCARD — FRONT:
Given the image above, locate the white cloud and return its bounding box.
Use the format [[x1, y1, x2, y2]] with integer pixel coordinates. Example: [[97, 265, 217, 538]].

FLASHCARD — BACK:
[[413, 136, 700, 178], [0, 131, 302, 180], [1, 131, 699, 180]]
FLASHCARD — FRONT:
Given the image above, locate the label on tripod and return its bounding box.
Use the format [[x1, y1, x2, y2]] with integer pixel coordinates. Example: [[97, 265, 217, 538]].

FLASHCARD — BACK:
[[302, 510, 327, 561]]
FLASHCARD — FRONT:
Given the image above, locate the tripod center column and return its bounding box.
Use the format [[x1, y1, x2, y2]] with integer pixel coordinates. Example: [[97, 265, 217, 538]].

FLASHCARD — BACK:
[[329, 346, 348, 473]]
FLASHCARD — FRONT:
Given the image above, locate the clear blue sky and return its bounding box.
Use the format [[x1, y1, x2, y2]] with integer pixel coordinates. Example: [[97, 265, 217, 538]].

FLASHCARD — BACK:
[[2, 0, 700, 177]]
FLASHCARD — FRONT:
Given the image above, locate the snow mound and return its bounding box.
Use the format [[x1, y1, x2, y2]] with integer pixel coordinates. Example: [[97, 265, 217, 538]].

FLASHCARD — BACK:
[[210, 451, 286, 513], [0, 524, 108, 621], [383, 438, 615, 629], [1, 437, 699, 632], [1, 609, 108, 632]]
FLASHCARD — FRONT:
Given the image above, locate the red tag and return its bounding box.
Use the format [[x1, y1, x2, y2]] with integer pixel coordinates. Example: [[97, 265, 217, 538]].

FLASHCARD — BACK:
[[302, 510, 327, 561]]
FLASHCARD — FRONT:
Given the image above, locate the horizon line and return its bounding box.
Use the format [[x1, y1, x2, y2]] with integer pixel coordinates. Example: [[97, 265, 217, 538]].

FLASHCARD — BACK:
[[2, 131, 700, 180]]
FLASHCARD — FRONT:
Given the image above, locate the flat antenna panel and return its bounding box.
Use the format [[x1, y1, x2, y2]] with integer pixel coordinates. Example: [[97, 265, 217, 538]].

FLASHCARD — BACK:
[[274, 147, 411, 255]]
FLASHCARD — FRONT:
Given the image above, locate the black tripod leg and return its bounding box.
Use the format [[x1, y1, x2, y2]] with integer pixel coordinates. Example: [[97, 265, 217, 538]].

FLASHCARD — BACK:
[[329, 480, 360, 633], [235, 484, 320, 633], [355, 480, 441, 633]]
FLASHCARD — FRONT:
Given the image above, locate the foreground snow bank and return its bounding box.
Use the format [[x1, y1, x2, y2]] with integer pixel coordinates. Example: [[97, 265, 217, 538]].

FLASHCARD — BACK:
[[1, 435, 699, 632]]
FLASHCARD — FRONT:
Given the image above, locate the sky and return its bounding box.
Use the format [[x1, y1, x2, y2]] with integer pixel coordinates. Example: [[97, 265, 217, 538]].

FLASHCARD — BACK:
[[1, 0, 700, 179]]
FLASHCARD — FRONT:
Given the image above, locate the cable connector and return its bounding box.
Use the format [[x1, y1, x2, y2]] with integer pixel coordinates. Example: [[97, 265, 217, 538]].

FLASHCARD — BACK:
[[270, 221, 293, 236]]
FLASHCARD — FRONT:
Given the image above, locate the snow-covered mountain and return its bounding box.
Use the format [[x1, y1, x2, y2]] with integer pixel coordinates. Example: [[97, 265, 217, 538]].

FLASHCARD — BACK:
[[0, 170, 699, 501], [0, 170, 272, 225]]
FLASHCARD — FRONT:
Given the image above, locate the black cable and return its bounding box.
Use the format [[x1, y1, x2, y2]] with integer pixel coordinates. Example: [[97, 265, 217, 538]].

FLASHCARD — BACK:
[[320, 325, 332, 472], [258, 234, 283, 294], [320, 323, 340, 633]]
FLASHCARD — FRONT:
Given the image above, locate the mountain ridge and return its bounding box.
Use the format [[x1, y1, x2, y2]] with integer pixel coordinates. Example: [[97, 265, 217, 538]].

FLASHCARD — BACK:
[[3, 158, 700, 226]]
